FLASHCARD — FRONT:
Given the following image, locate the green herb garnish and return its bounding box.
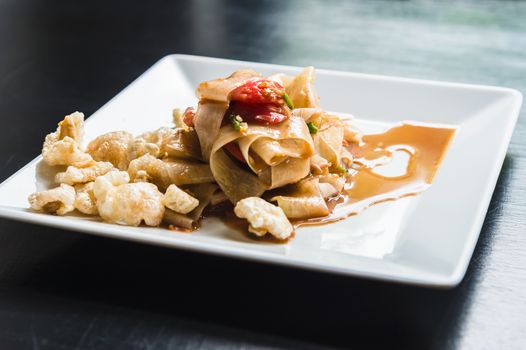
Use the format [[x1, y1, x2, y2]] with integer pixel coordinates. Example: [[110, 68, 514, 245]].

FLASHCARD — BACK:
[[283, 92, 294, 109], [335, 165, 348, 175], [230, 115, 247, 133], [307, 122, 318, 134]]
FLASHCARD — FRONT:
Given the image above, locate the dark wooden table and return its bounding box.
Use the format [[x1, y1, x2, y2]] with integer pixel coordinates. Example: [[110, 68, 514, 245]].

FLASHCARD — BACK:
[[1, 1, 525, 349]]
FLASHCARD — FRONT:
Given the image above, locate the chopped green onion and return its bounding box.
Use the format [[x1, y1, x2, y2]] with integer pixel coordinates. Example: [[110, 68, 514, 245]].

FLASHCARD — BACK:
[[307, 122, 318, 134], [231, 116, 241, 131], [230, 115, 247, 133], [335, 165, 348, 175], [283, 92, 294, 109], [230, 115, 242, 131]]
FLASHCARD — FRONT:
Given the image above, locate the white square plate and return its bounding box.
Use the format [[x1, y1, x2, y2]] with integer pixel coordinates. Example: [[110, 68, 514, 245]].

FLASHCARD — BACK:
[[0, 55, 521, 287]]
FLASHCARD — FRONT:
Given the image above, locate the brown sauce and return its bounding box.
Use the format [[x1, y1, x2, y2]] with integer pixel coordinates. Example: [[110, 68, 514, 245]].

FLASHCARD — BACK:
[[294, 123, 456, 227]]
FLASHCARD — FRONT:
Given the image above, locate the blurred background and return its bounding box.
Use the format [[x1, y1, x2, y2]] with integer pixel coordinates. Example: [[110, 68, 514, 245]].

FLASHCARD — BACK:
[[0, 1, 525, 349], [1, 0, 525, 179]]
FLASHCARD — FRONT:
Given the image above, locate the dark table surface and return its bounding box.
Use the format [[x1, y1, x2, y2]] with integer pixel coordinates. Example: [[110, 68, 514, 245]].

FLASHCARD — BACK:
[[1, 1, 526, 349]]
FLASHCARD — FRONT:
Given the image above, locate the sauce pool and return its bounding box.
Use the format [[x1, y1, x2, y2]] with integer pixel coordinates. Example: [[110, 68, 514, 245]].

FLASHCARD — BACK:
[[294, 122, 456, 227]]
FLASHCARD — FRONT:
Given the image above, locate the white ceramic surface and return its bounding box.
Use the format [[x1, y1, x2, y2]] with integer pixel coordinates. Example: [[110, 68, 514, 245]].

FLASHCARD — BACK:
[[0, 55, 521, 287]]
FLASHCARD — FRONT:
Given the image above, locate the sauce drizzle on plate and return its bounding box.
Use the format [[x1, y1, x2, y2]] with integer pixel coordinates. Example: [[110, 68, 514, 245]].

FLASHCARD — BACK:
[[295, 123, 456, 227]]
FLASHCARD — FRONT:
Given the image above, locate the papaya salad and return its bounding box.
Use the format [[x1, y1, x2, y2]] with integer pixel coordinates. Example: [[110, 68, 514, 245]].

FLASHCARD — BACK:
[[28, 67, 455, 241]]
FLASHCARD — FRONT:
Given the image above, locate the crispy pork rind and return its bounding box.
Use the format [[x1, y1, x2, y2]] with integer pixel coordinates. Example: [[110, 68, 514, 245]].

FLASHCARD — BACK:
[[55, 161, 113, 185], [42, 112, 93, 167], [129, 137, 160, 160], [163, 183, 218, 230], [86, 131, 134, 170], [133, 169, 151, 183], [74, 182, 98, 215], [234, 197, 293, 240], [57, 111, 85, 142], [28, 183, 76, 215], [162, 184, 199, 214], [93, 171, 164, 226]]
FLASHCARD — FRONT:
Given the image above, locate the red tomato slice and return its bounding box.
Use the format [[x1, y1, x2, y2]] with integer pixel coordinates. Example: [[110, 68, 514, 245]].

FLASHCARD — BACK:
[[226, 102, 288, 125], [230, 79, 285, 105], [223, 141, 246, 164]]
